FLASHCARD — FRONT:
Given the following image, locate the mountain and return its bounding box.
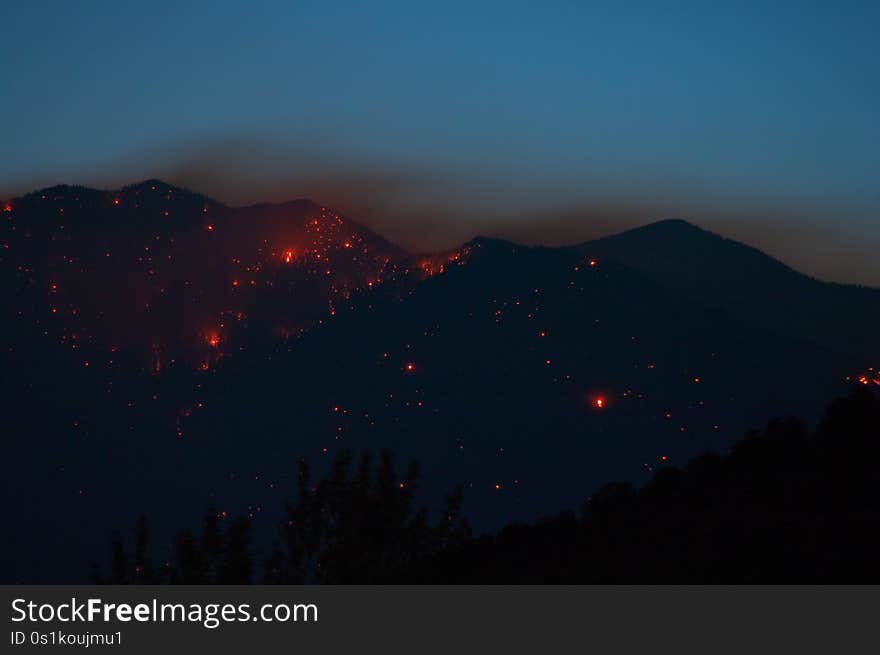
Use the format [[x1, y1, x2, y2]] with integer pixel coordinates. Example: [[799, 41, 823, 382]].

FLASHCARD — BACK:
[[179, 235, 851, 530], [1, 188, 876, 582], [1, 180, 410, 374], [578, 219, 880, 365]]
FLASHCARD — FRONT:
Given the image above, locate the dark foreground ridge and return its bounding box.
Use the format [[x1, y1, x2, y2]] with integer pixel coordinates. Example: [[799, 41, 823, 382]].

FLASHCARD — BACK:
[[100, 386, 880, 583]]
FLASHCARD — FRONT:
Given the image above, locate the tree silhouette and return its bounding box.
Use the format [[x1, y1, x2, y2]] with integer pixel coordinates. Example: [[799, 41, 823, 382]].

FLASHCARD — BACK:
[[100, 387, 880, 583], [268, 449, 469, 583], [101, 448, 468, 584]]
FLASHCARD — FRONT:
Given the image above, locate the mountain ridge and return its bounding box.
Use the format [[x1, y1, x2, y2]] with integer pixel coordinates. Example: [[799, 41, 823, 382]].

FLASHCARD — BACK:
[[7, 181, 876, 294], [578, 216, 880, 363]]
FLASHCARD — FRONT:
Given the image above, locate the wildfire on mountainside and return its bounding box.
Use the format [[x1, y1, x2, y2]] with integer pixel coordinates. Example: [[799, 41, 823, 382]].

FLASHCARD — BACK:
[[1, 184, 433, 376], [848, 368, 880, 387]]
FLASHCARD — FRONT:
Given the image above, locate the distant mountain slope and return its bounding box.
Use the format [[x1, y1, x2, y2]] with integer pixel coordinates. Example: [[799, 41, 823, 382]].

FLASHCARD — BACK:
[[1, 180, 409, 372], [579, 219, 880, 364], [175, 237, 849, 538]]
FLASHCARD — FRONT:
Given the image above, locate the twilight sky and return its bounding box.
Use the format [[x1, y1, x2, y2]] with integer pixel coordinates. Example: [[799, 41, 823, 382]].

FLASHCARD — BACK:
[[2, 1, 878, 284]]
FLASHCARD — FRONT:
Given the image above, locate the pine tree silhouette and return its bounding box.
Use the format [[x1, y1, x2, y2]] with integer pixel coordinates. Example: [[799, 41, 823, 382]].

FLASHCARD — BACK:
[[99, 386, 880, 584]]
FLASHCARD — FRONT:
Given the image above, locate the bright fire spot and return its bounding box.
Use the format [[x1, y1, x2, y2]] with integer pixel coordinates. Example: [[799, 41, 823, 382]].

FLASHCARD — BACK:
[[113, 198, 120, 206], [206, 224, 214, 231], [206, 333, 220, 348], [494, 483, 501, 490], [283, 249, 294, 263], [404, 363, 415, 373], [589, 260, 597, 267], [593, 396, 606, 409], [2, 203, 11, 212]]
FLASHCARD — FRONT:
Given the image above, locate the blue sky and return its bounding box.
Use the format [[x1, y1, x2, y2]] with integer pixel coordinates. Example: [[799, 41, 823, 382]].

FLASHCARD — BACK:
[[2, 1, 878, 283]]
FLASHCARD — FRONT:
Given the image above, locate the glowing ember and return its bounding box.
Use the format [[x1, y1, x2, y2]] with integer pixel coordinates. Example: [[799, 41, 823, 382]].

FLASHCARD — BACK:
[[404, 362, 415, 373]]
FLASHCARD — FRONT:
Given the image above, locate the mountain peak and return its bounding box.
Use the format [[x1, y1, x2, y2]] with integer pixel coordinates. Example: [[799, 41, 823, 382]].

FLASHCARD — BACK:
[[119, 179, 220, 204], [22, 183, 102, 201], [126, 178, 173, 191], [641, 217, 701, 231], [610, 218, 710, 240], [582, 217, 795, 278]]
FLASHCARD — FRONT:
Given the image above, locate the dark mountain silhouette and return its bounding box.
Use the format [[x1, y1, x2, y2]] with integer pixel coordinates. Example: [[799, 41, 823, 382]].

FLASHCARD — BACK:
[[579, 219, 880, 364], [412, 385, 880, 583], [1, 183, 877, 582]]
